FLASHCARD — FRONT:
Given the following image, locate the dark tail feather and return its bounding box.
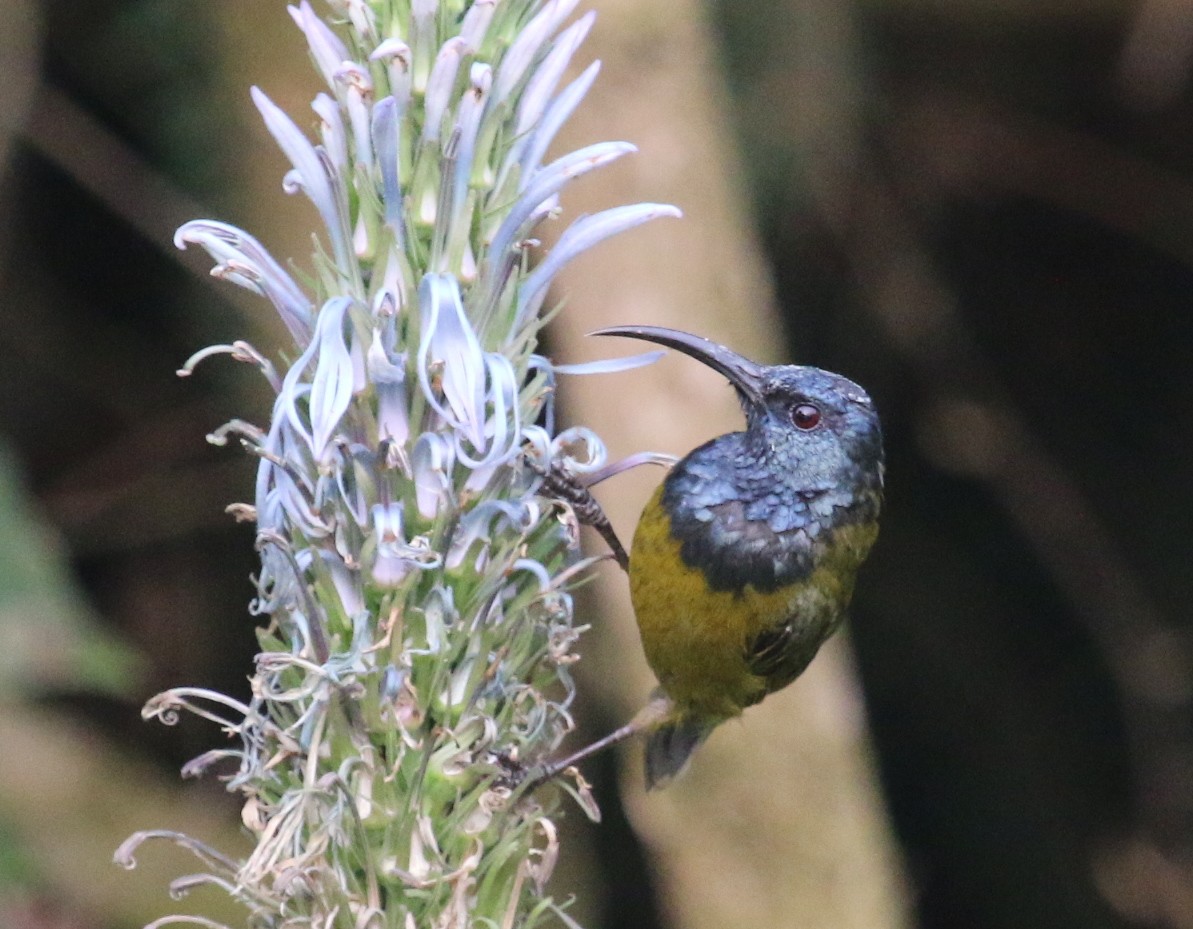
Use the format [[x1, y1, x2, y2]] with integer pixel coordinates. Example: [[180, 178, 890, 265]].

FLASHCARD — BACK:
[[644, 716, 713, 790]]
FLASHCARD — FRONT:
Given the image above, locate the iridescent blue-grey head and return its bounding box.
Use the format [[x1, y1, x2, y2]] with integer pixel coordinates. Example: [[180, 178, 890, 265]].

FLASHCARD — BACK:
[[592, 325, 883, 496]]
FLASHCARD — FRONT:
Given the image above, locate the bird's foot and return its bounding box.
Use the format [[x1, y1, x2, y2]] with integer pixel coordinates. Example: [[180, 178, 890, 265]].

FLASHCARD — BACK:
[[524, 455, 630, 572], [490, 747, 530, 790], [492, 749, 602, 821]]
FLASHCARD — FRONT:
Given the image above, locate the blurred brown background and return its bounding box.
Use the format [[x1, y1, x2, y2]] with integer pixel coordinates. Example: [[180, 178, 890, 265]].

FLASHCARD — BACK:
[[2, 0, 1192, 927]]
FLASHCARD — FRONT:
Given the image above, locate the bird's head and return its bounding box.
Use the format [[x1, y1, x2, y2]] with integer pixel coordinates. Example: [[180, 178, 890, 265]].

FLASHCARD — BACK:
[[592, 325, 884, 494]]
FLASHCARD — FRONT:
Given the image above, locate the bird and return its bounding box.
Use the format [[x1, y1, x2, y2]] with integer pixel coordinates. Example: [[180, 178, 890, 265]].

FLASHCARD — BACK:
[[537, 325, 885, 791]]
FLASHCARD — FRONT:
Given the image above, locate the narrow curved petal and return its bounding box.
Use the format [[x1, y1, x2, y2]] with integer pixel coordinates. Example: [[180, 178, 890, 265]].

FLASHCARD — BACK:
[[288, 0, 351, 90], [416, 273, 487, 449], [516, 13, 595, 138], [445, 499, 530, 570], [252, 86, 350, 269], [309, 297, 357, 458], [411, 432, 456, 520], [450, 64, 492, 234], [276, 346, 319, 459], [455, 351, 520, 469], [423, 37, 467, 144], [518, 203, 682, 323], [371, 96, 404, 237], [581, 451, 678, 486], [458, 0, 496, 52], [312, 93, 348, 175], [517, 61, 600, 185], [371, 502, 439, 587], [335, 62, 375, 171], [175, 219, 314, 346], [550, 350, 665, 376], [488, 142, 635, 274], [368, 328, 409, 444], [492, 0, 582, 105]]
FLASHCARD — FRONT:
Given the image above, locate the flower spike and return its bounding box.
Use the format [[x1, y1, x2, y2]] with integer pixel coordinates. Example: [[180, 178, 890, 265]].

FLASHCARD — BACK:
[[140, 3, 680, 927]]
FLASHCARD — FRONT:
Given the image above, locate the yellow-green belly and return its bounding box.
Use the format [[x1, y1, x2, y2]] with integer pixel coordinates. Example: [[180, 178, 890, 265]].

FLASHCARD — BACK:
[[628, 485, 875, 721]]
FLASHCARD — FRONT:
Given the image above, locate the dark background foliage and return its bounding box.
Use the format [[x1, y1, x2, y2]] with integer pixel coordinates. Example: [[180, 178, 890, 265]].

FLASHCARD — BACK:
[[713, 2, 1193, 926]]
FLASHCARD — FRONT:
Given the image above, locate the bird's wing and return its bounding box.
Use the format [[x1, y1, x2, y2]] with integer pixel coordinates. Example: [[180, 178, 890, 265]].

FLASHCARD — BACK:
[[745, 619, 796, 679]]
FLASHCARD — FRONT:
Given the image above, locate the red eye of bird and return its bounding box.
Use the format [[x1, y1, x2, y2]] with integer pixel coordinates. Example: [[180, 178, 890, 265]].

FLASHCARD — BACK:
[[791, 403, 821, 430]]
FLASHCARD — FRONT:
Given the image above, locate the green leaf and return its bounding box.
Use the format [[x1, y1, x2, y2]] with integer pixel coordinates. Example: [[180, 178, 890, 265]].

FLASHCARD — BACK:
[[0, 443, 140, 699]]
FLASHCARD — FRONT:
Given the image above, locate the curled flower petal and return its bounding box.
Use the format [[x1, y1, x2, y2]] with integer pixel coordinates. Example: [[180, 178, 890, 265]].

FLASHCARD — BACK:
[[181, 342, 283, 392], [179, 344, 242, 376], [510, 558, 553, 592], [175, 220, 313, 346], [332, 447, 373, 529], [482, 353, 519, 459], [275, 369, 317, 462], [114, 829, 240, 877], [521, 425, 552, 464], [455, 351, 521, 471], [370, 38, 412, 111], [550, 426, 607, 474], [253, 397, 334, 541], [369, 503, 428, 587], [582, 451, 678, 486], [445, 500, 532, 570]]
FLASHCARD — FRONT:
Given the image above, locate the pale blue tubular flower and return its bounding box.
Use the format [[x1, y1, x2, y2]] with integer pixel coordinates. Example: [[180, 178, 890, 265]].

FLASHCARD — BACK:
[[119, 2, 678, 928], [175, 220, 313, 345]]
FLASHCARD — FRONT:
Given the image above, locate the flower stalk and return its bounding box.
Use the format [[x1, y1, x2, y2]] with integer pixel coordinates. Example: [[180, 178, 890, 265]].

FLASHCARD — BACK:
[[114, 1, 677, 927]]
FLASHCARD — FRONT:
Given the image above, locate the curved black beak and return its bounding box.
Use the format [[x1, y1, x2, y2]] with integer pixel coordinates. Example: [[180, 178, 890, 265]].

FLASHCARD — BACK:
[[591, 325, 765, 406]]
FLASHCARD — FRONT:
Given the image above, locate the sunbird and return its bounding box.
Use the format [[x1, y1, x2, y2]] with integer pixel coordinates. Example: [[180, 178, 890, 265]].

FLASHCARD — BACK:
[[541, 325, 884, 789]]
